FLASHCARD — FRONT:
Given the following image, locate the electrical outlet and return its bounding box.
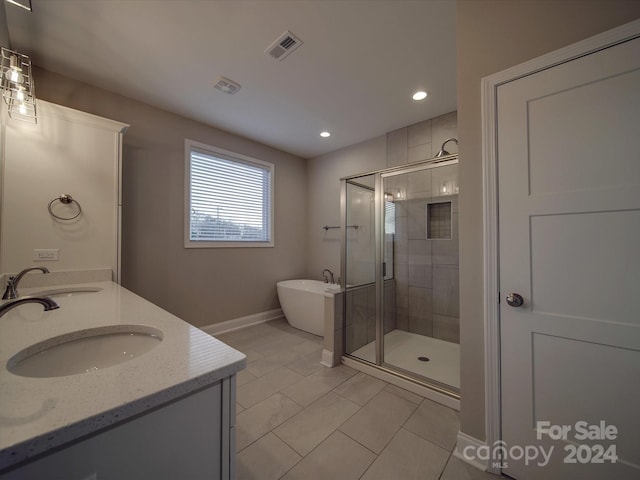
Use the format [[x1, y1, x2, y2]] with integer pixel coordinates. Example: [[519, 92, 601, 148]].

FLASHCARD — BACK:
[[33, 249, 59, 261]]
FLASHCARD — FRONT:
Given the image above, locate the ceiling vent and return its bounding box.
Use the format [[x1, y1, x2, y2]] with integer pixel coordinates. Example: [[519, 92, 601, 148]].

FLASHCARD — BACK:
[[265, 31, 303, 61], [213, 76, 241, 95]]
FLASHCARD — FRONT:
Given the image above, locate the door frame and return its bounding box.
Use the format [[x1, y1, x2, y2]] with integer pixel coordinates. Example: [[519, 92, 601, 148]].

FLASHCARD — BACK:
[[481, 19, 640, 475]]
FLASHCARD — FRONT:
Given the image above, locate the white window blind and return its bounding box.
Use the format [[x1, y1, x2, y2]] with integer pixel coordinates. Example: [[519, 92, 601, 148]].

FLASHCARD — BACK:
[[185, 140, 274, 247], [384, 201, 396, 235]]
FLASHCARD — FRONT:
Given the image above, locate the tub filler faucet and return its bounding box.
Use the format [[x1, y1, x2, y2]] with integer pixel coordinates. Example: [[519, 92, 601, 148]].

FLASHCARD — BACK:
[[322, 269, 335, 284], [2, 267, 50, 300]]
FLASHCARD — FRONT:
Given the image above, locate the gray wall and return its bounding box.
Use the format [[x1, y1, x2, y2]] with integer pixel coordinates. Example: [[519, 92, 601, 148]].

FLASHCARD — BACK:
[[456, 0, 640, 442], [33, 67, 308, 328]]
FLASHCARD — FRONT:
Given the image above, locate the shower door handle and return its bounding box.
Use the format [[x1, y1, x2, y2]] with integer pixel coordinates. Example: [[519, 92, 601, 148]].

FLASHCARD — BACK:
[[506, 293, 524, 307]]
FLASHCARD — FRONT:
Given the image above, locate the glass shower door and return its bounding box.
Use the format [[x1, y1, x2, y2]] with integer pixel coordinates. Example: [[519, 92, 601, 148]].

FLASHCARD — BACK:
[[342, 158, 460, 396], [343, 176, 377, 364], [380, 167, 431, 379], [380, 162, 460, 391]]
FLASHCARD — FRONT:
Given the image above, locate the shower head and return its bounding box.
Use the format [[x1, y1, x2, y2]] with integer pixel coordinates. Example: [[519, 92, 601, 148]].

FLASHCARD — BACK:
[[435, 138, 458, 158]]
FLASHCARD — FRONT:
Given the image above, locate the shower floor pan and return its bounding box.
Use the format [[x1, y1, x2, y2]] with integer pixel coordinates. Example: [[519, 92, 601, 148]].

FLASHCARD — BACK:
[[350, 329, 460, 389]]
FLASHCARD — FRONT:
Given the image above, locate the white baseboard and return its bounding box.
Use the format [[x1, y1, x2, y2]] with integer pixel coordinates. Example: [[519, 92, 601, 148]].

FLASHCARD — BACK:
[[454, 431, 490, 472], [201, 308, 284, 336], [320, 349, 335, 367]]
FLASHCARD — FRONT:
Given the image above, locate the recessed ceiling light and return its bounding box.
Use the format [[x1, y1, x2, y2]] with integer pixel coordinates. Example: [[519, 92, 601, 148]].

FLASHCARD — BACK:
[[320, 131, 331, 138], [412, 90, 428, 101]]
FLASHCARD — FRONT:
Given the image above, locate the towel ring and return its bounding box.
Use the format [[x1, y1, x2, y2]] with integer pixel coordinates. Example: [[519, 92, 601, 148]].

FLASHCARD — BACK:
[[48, 194, 82, 220]]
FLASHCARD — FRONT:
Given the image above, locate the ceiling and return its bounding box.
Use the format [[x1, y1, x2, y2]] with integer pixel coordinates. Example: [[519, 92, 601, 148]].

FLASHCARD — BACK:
[[5, 0, 457, 159]]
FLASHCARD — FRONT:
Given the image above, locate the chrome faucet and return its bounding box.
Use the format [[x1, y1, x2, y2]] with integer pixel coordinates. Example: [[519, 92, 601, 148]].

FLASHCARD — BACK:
[[322, 269, 335, 284], [0, 296, 59, 318], [2, 267, 50, 300]]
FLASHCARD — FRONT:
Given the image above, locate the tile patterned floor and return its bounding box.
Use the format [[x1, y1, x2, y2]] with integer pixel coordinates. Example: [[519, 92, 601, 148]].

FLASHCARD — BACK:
[[215, 319, 498, 480]]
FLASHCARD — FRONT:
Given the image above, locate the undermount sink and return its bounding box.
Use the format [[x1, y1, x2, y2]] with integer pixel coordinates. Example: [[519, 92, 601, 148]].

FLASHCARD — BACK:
[[28, 286, 103, 298], [7, 325, 163, 378]]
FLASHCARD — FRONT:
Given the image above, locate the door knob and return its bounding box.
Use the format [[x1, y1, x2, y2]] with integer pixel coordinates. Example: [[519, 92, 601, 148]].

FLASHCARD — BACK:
[[506, 293, 524, 307]]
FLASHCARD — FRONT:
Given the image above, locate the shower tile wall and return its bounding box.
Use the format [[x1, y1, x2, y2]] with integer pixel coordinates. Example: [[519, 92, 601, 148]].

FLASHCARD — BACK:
[[396, 184, 459, 343], [387, 111, 458, 168], [387, 112, 459, 344], [345, 281, 396, 353]]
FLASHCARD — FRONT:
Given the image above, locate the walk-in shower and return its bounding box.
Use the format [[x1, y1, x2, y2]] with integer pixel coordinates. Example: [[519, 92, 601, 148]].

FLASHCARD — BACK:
[[340, 152, 460, 398]]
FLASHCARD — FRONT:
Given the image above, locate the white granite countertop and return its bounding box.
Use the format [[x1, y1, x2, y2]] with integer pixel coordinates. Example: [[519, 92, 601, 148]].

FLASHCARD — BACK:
[[0, 281, 246, 472]]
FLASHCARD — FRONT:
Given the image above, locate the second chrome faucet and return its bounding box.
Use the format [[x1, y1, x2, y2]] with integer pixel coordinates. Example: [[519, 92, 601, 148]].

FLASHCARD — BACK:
[[2, 267, 50, 300]]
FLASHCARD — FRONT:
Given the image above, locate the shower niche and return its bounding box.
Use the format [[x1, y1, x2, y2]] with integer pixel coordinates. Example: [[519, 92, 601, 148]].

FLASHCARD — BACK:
[[341, 155, 460, 398], [426, 201, 452, 240]]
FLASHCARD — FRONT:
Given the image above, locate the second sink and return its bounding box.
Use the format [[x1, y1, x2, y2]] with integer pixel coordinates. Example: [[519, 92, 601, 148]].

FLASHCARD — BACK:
[[27, 287, 103, 298]]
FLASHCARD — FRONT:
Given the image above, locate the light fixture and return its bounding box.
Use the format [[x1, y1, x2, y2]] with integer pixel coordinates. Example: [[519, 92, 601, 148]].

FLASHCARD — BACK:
[[1, 47, 37, 123], [5, 55, 23, 84], [4, 0, 32, 11], [412, 90, 428, 101], [320, 131, 331, 138], [439, 180, 459, 195]]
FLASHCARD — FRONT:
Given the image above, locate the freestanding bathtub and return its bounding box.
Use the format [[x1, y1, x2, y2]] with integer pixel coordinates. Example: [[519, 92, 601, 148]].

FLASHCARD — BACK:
[[276, 279, 341, 337]]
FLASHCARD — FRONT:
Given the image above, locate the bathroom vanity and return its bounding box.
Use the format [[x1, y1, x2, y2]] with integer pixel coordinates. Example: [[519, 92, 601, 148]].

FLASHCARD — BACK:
[[0, 91, 245, 478], [0, 91, 245, 477], [0, 281, 246, 479]]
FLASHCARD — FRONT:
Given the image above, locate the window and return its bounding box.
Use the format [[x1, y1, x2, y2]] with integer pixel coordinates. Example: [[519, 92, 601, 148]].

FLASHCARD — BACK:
[[185, 140, 274, 248], [384, 200, 396, 235]]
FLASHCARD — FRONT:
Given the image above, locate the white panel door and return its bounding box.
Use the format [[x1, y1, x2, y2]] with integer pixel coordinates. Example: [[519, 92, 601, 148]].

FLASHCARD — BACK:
[[498, 36, 640, 479]]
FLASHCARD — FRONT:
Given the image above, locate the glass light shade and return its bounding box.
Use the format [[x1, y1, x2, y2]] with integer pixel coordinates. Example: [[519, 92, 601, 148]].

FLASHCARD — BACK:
[[5, 0, 33, 11], [1, 47, 37, 123]]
